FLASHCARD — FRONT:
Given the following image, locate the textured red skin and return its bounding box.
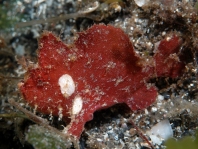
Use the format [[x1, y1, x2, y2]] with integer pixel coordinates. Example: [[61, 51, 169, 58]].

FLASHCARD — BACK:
[[154, 36, 184, 78], [19, 25, 184, 138]]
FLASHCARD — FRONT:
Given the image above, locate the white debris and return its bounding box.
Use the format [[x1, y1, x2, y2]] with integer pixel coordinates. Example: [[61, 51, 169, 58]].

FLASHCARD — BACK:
[[15, 65, 27, 76], [72, 96, 83, 115], [58, 74, 75, 98], [134, 0, 149, 7], [157, 94, 164, 101], [14, 44, 25, 56], [153, 41, 160, 53], [31, 29, 40, 38], [146, 119, 173, 145]]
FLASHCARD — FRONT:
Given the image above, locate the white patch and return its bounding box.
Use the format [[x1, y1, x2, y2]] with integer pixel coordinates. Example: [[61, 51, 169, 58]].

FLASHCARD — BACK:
[[58, 74, 75, 98], [166, 36, 171, 41], [72, 96, 83, 115], [157, 95, 164, 101], [146, 119, 173, 145], [134, 0, 149, 7]]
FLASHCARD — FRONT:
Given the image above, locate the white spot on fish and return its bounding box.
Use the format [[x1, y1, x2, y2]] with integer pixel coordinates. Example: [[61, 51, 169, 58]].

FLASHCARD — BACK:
[[72, 96, 83, 115], [58, 74, 75, 98]]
